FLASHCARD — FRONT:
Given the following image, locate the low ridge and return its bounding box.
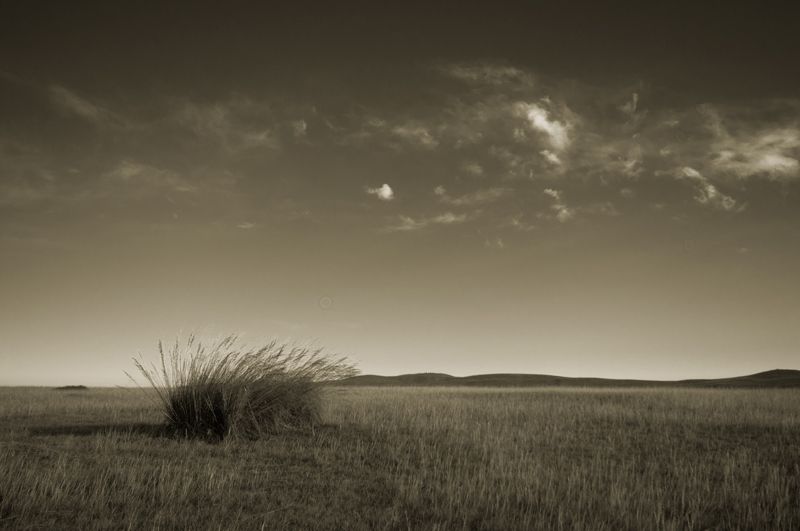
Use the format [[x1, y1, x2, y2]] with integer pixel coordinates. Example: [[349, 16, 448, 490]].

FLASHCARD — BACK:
[[337, 369, 800, 388]]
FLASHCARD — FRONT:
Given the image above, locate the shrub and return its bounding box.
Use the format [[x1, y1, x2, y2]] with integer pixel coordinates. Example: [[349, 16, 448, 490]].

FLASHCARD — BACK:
[[128, 333, 359, 441]]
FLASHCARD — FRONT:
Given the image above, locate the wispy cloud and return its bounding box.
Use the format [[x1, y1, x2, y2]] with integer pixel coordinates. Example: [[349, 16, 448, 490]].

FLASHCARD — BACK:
[[542, 188, 575, 222], [435, 186, 510, 206], [383, 211, 467, 232], [180, 96, 280, 153], [500, 213, 536, 232], [582, 202, 619, 216], [0, 183, 55, 205], [391, 123, 439, 149], [439, 64, 535, 88], [620, 93, 638, 116], [706, 107, 800, 180], [462, 161, 484, 176], [291, 120, 307, 140], [484, 237, 504, 250], [105, 160, 193, 193], [337, 115, 440, 151], [49, 86, 127, 128], [677, 167, 741, 211]]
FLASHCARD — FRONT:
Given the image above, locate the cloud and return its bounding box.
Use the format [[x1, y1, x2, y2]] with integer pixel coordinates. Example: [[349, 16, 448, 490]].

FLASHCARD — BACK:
[[49, 86, 126, 128], [180, 97, 280, 153], [711, 126, 800, 180], [488, 146, 525, 175], [338, 116, 388, 146], [384, 212, 467, 232], [515, 101, 571, 150], [391, 123, 439, 149], [619, 93, 638, 116], [104, 160, 195, 193], [462, 161, 484, 176], [432, 212, 467, 224], [291, 120, 307, 139], [389, 215, 426, 231], [540, 150, 561, 165], [338, 115, 440, 151], [238, 222, 255, 229], [439, 64, 534, 87], [501, 213, 536, 231], [677, 167, 740, 211], [484, 237, 504, 250], [437, 187, 510, 206], [543, 188, 561, 200], [366, 183, 394, 201], [0, 183, 55, 205], [582, 202, 619, 216], [553, 205, 574, 222], [542, 189, 575, 222], [621, 145, 643, 177]]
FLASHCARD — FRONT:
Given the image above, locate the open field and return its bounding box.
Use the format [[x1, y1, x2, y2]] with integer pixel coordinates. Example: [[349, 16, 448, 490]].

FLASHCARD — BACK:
[[1, 386, 798, 530]]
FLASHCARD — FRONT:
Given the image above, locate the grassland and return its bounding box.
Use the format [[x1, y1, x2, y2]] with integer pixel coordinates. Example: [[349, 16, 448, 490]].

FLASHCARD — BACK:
[[0, 385, 798, 530]]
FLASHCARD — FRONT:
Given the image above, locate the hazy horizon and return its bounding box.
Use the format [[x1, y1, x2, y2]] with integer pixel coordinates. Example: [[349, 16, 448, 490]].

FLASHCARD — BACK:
[[2, 2, 799, 386]]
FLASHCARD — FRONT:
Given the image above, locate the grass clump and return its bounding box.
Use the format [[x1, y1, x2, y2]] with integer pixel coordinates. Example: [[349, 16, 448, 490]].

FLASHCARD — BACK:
[[129, 333, 359, 441]]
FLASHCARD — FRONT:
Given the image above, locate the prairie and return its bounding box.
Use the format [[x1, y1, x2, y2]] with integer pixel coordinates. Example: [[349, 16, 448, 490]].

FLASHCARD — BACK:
[[0, 386, 798, 530]]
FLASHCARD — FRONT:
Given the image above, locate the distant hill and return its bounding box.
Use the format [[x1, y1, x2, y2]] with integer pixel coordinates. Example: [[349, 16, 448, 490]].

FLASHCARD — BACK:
[[334, 369, 800, 388]]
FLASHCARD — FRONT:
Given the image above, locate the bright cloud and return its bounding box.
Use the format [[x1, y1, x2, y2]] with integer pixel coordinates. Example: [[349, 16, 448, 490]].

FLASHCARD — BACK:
[[543, 188, 561, 200], [540, 150, 561, 165], [516, 102, 571, 150], [366, 183, 394, 201]]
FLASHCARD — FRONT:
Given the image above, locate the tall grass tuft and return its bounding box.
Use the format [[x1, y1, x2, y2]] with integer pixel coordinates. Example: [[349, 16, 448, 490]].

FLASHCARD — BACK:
[[128, 333, 359, 441]]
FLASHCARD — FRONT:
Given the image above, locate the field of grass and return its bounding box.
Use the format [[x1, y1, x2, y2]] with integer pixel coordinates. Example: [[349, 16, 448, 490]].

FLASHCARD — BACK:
[[0, 385, 798, 530]]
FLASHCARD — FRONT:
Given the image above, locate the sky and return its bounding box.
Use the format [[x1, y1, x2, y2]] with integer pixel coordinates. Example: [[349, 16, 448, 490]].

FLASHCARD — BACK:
[[1, 1, 799, 386]]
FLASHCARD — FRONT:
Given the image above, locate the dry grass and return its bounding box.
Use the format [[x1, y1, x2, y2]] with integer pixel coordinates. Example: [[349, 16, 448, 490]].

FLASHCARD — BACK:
[[128, 333, 359, 441], [0, 386, 798, 530]]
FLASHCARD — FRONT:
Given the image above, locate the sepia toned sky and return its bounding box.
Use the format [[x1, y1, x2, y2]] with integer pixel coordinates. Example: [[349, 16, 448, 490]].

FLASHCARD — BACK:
[[2, 1, 799, 385]]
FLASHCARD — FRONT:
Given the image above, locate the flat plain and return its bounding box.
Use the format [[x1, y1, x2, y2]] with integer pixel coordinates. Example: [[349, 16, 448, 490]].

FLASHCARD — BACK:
[[1, 385, 798, 530]]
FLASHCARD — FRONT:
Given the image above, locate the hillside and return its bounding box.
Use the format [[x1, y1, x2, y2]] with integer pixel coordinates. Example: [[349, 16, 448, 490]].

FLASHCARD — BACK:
[[335, 369, 800, 388]]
